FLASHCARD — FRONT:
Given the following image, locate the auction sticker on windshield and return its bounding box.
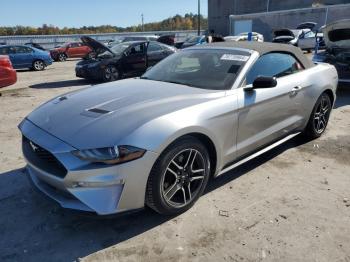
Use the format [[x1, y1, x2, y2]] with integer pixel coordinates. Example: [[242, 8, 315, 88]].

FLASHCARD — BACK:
[[220, 54, 249, 62]]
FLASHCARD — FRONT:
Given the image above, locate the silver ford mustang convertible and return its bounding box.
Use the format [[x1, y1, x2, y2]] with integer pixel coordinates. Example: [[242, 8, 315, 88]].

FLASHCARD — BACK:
[[19, 42, 338, 215]]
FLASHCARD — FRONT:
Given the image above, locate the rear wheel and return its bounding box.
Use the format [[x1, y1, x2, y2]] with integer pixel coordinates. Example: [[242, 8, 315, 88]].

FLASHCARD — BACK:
[[32, 60, 45, 71], [58, 53, 67, 62], [146, 136, 211, 215], [304, 93, 332, 139], [103, 65, 120, 82]]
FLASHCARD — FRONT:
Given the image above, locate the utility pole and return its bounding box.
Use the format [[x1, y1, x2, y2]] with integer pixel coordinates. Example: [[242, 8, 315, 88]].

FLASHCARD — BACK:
[[198, 0, 201, 35], [141, 14, 144, 32]]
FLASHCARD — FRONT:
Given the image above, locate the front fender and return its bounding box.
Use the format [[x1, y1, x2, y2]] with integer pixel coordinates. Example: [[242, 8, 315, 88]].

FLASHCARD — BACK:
[[119, 117, 223, 175]]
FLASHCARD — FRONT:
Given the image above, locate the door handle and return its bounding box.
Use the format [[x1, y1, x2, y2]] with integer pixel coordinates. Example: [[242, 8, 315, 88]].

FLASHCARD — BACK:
[[290, 86, 302, 96]]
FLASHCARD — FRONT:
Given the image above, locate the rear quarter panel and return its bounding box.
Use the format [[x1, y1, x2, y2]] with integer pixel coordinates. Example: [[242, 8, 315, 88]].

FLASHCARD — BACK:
[[301, 63, 338, 116]]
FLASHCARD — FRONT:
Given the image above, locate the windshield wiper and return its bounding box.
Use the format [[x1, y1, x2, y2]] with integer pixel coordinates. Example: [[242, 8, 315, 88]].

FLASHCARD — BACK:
[[164, 80, 197, 88]]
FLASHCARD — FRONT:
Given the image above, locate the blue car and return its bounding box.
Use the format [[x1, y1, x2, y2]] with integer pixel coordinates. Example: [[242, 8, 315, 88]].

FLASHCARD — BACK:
[[0, 45, 52, 71]]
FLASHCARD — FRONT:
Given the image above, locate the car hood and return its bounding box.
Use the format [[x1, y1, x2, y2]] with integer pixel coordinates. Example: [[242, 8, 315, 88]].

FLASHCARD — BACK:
[[273, 29, 296, 38], [81, 36, 114, 56], [26, 78, 224, 150], [323, 19, 350, 48]]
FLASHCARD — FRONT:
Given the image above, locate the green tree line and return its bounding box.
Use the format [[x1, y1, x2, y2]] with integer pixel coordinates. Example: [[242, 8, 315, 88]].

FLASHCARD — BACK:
[[0, 13, 207, 36]]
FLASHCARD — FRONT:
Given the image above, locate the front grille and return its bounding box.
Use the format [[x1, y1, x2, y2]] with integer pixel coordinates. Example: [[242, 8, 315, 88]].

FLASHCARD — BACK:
[[22, 136, 67, 178]]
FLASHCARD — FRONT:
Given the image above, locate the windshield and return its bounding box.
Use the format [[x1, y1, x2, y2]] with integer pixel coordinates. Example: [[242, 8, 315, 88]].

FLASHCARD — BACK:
[[98, 43, 130, 58], [111, 43, 130, 54], [60, 43, 69, 48], [142, 49, 249, 90]]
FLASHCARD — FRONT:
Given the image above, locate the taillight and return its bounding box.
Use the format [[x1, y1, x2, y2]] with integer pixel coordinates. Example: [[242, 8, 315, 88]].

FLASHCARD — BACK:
[[0, 56, 12, 68]]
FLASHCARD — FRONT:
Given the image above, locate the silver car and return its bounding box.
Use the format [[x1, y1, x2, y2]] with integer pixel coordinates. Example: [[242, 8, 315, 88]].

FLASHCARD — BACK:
[[19, 42, 338, 216]]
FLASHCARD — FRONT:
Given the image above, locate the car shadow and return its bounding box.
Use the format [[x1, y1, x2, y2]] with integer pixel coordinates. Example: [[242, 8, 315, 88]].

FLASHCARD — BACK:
[[0, 136, 308, 262], [29, 79, 92, 89], [205, 135, 307, 193], [334, 83, 350, 109]]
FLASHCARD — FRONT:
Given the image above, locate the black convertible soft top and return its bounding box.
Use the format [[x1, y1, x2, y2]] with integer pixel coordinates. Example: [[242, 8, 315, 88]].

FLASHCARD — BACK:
[[202, 41, 314, 69]]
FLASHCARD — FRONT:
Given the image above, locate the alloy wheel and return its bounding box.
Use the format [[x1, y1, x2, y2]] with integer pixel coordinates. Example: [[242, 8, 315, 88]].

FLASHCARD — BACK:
[[58, 53, 66, 61], [313, 95, 331, 134], [161, 148, 206, 208], [104, 66, 119, 81], [33, 60, 44, 71]]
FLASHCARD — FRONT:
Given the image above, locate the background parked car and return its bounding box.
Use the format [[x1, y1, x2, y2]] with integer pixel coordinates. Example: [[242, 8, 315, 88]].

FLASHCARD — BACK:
[[313, 19, 350, 83], [157, 34, 185, 48], [50, 42, 93, 62], [0, 45, 52, 71], [76, 37, 176, 82], [25, 43, 46, 51], [0, 55, 17, 88], [181, 35, 207, 48], [107, 35, 159, 48], [272, 29, 300, 45], [224, 32, 264, 42], [273, 22, 319, 52]]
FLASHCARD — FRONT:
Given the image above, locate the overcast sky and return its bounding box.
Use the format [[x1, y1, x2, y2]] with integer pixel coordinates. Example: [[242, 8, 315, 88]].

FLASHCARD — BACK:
[[0, 0, 208, 28]]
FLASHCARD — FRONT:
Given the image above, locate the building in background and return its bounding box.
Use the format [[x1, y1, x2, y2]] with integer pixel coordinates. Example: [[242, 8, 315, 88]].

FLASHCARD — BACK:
[[208, 0, 350, 40]]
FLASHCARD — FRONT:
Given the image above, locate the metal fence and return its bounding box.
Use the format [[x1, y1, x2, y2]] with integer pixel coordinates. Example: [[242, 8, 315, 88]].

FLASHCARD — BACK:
[[0, 30, 205, 49]]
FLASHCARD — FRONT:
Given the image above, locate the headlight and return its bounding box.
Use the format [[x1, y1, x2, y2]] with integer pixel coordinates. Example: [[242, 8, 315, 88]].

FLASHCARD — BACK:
[[72, 145, 146, 165]]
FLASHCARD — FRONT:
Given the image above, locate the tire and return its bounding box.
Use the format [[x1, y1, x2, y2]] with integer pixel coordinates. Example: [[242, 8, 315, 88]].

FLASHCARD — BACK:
[[32, 60, 45, 71], [146, 136, 211, 215], [102, 65, 120, 82], [58, 53, 67, 62], [303, 92, 332, 140]]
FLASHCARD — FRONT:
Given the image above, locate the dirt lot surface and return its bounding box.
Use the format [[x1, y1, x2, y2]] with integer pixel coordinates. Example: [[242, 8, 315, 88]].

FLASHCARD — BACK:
[[0, 59, 349, 262]]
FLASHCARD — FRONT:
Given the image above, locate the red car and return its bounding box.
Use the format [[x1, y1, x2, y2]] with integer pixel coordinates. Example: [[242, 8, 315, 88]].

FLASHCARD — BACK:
[[0, 55, 17, 88], [50, 42, 93, 62]]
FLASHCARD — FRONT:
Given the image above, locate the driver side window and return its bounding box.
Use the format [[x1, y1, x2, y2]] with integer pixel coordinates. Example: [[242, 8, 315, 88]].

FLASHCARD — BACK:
[[129, 43, 145, 55], [246, 52, 304, 85]]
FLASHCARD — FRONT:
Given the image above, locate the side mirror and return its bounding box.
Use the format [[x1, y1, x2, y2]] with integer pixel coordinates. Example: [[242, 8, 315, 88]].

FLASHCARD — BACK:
[[252, 76, 277, 89]]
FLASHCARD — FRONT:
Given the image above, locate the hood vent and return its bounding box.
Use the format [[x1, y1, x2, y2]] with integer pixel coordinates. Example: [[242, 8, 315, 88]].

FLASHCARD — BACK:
[[80, 107, 111, 118], [87, 108, 111, 114]]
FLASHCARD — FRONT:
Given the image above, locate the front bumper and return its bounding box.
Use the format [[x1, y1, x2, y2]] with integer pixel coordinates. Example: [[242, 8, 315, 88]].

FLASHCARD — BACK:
[[75, 64, 103, 80], [20, 119, 159, 215], [45, 58, 53, 66]]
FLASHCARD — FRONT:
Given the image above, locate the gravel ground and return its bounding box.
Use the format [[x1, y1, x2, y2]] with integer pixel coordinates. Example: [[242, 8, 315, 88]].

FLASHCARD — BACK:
[[0, 59, 349, 262]]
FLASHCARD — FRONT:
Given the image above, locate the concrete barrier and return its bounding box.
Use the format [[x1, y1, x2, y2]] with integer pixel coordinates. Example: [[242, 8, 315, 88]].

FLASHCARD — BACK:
[[0, 30, 205, 49]]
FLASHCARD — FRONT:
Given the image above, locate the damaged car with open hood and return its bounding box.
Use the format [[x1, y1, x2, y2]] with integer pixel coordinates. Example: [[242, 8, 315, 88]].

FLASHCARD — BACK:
[[273, 22, 319, 52], [75, 36, 176, 82], [313, 19, 350, 83]]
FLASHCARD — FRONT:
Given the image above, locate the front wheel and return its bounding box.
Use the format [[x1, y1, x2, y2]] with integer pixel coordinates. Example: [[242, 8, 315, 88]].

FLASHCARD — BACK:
[[304, 92, 332, 139], [102, 65, 120, 82], [32, 60, 45, 71], [58, 53, 67, 62], [146, 136, 211, 215]]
